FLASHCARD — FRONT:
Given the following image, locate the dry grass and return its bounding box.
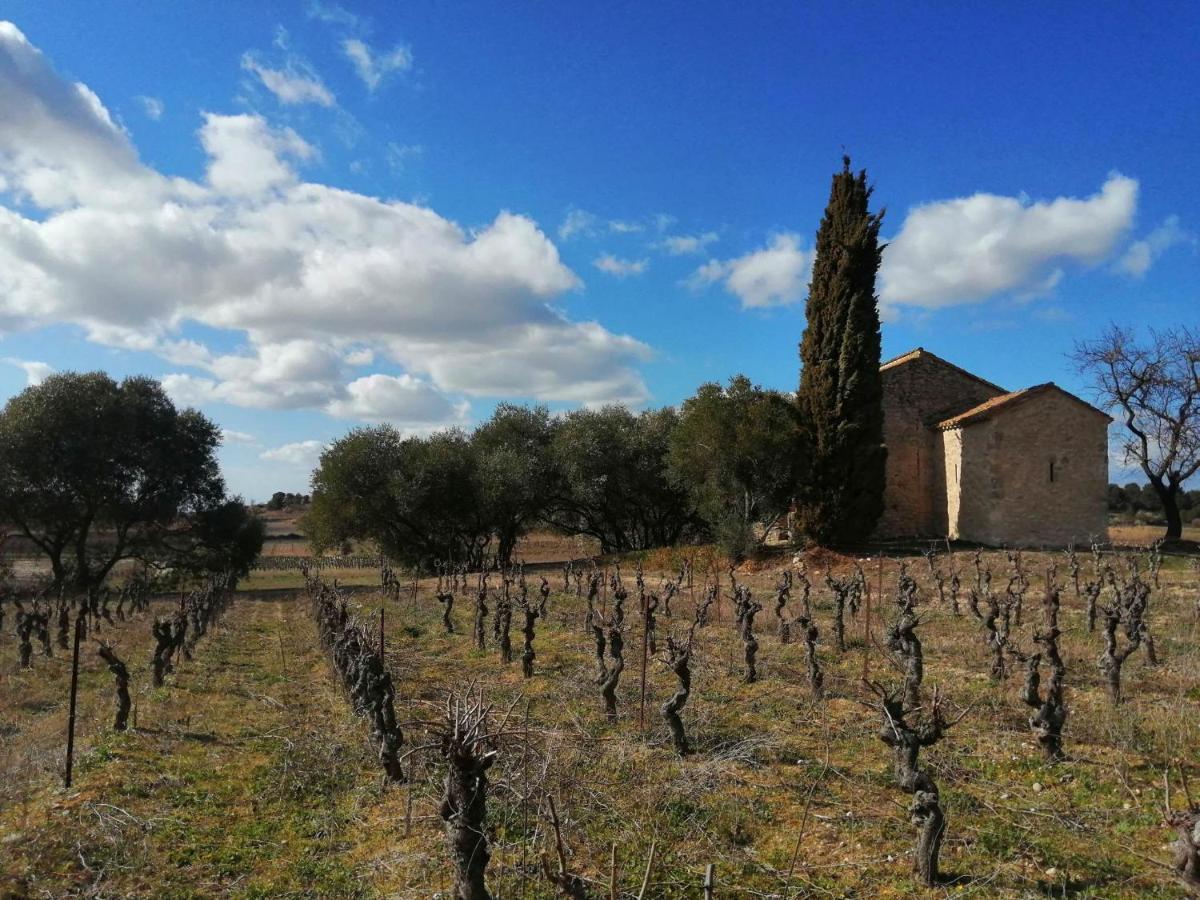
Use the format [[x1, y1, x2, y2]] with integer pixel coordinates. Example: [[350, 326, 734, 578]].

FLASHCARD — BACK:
[[1108, 524, 1200, 547], [1, 546, 1197, 897]]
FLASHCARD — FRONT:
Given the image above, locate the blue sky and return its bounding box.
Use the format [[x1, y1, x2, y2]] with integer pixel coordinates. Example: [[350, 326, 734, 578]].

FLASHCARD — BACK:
[[0, 1, 1196, 499]]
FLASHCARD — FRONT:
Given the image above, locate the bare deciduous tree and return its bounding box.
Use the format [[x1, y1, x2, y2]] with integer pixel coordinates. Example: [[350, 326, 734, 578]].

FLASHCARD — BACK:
[[1074, 325, 1200, 541]]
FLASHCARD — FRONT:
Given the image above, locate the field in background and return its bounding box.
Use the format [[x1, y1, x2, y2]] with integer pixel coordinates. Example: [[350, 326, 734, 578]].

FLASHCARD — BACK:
[[1108, 524, 1200, 547]]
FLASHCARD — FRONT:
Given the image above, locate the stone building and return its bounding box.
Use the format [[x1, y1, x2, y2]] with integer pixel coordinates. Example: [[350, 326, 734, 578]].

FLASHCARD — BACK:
[[876, 348, 1110, 547]]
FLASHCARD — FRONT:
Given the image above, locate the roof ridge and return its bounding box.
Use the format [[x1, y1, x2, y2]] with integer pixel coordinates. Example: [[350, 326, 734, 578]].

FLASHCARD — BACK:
[[937, 381, 1112, 429], [879, 346, 1008, 395]]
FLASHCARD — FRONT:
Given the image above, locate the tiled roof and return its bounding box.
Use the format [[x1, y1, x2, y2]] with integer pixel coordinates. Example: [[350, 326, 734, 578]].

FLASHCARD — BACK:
[[879, 347, 1008, 394], [936, 383, 1113, 429]]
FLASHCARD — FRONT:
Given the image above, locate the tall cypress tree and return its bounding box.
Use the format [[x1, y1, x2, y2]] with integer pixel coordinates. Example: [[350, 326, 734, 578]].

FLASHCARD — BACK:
[[795, 156, 887, 545]]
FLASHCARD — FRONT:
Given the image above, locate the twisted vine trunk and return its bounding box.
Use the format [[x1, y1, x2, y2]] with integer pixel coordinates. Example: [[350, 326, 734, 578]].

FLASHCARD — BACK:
[[1099, 609, 1139, 704], [600, 628, 624, 722], [521, 606, 538, 678], [584, 574, 600, 632], [497, 601, 512, 664], [441, 731, 496, 899], [97, 644, 131, 731], [798, 616, 823, 699], [151, 618, 174, 686], [877, 693, 949, 888], [911, 788, 946, 888], [887, 610, 923, 711], [474, 581, 489, 650], [17, 612, 34, 668], [34, 611, 51, 657], [438, 592, 456, 634], [1022, 583, 1069, 761], [1168, 809, 1200, 892], [827, 577, 847, 653], [774, 571, 791, 642], [591, 623, 608, 683], [662, 638, 692, 755], [1083, 581, 1100, 632], [695, 585, 716, 627], [742, 598, 761, 684]]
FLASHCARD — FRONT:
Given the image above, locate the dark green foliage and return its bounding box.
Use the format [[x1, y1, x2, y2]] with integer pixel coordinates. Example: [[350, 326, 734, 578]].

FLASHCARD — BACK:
[[668, 375, 801, 557], [544, 406, 703, 553], [266, 492, 309, 511], [795, 156, 887, 545], [306, 425, 492, 568], [307, 404, 699, 568], [178, 500, 266, 579], [472, 404, 557, 563], [0, 372, 252, 589], [1107, 482, 1200, 525]]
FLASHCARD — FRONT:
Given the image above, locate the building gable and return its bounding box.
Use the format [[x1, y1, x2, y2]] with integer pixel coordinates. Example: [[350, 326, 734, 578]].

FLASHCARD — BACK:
[[936, 383, 1113, 430]]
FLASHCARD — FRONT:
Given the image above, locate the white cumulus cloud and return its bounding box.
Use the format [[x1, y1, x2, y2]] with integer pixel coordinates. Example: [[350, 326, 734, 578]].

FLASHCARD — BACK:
[[690, 234, 811, 309], [2, 357, 53, 385], [199, 112, 315, 195], [880, 174, 1138, 307], [326, 373, 469, 423], [0, 21, 652, 417], [260, 439, 325, 467], [1116, 215, 1191, 277]]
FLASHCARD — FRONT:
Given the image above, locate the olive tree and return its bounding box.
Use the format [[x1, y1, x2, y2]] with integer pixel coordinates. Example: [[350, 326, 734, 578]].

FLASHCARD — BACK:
[[307, 426, 493, 568], [668, 375, 801, 556], [544, 406, 702, 552], [472, 404, 557, 564], [0, 372, 254, 590]]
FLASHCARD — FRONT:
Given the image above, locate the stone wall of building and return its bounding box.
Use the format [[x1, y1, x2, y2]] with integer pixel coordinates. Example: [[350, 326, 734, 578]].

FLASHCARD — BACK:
[[877, 353, 1005, 537], [947, 391, 1109, 547], [939, 427, 964, 536]]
